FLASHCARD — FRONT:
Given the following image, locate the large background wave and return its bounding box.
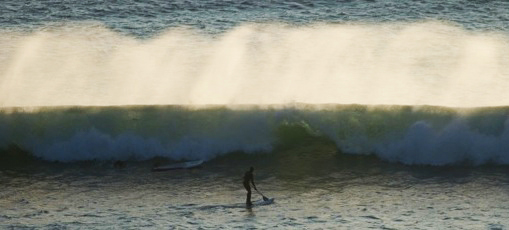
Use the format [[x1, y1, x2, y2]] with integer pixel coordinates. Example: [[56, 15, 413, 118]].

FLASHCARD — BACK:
[[1, 105, 508, 166], [2, 4, 509, 167]]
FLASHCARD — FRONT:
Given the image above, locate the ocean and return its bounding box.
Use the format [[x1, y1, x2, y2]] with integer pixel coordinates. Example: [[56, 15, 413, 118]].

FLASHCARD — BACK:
[[1, 0, 509, 229]]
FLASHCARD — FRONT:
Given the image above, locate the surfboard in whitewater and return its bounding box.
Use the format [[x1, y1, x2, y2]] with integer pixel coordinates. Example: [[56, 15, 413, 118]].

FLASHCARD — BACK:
[[152, 160, 204, 172]]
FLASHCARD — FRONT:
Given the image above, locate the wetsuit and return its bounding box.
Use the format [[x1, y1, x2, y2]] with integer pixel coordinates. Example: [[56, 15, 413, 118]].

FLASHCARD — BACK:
[[243, 170, 255, 205]]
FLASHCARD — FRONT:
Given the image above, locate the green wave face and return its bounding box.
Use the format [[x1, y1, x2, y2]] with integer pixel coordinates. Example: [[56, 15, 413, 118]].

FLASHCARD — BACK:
[[1, 104, 508, 166]]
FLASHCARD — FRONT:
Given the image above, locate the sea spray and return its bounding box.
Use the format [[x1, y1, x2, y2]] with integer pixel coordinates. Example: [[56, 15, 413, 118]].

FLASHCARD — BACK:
[[1, 22, 509, 107]]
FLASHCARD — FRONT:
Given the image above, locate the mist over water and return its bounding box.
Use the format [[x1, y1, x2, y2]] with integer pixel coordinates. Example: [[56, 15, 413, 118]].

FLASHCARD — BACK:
[[1, 21, 509, 107]]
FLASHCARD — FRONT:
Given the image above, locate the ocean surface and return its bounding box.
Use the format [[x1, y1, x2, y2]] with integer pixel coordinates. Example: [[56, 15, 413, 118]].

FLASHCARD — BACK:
[[1, 0, 509, 229]]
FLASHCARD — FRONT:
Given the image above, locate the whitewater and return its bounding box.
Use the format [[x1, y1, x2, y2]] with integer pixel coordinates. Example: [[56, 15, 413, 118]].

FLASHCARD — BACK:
[[2, 0, 509, 229], [1, 104, 509, 166]]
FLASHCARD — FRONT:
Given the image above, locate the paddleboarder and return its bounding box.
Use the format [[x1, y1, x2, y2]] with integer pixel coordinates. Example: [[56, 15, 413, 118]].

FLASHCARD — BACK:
[[243, 166, 257, 206]]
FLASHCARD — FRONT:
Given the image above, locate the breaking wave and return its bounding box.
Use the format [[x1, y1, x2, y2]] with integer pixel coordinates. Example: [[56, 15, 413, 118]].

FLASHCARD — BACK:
[[1, 104, 508, 166]]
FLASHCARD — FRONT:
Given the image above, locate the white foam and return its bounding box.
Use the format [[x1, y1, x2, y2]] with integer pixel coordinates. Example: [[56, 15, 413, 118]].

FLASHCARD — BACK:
[[375, 119, 509, 165]]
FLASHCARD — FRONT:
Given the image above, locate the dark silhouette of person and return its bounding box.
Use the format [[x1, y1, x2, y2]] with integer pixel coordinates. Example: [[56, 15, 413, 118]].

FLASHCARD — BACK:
[[243, 166, 257, 206]]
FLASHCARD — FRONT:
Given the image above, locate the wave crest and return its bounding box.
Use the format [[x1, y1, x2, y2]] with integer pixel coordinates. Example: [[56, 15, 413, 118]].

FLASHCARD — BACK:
[[1, 105, 508, 166]]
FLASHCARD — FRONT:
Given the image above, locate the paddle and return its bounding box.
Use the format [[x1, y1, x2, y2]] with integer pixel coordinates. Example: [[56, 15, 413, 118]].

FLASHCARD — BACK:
[[255, 188, 269, 201]]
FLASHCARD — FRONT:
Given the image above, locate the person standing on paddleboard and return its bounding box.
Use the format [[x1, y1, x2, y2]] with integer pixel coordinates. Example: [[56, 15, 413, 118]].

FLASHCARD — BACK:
[[243, 167, 257, 206]]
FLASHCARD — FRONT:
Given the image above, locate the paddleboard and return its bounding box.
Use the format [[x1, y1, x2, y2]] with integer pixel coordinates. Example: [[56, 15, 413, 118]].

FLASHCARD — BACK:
[[251, 198, 275, 207], [152, 160, 204, 172]]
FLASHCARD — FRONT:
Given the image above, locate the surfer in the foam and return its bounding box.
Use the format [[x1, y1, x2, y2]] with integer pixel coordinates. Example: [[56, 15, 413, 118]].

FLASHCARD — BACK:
[[243, 167, 257, 206]]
